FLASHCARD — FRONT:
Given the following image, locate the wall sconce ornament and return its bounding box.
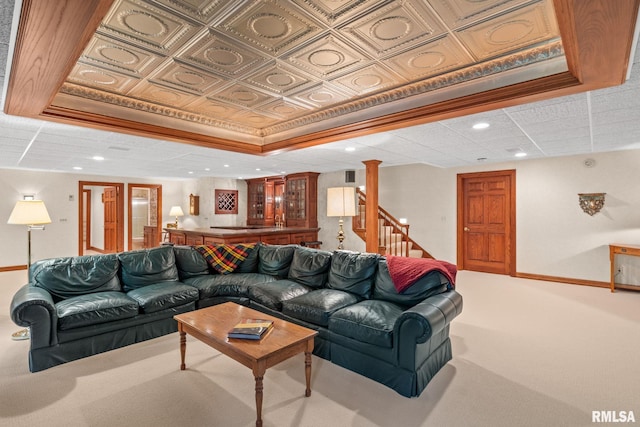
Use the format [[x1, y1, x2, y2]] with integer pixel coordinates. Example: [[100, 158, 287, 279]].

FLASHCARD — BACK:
[[578, 193, 605, 216]]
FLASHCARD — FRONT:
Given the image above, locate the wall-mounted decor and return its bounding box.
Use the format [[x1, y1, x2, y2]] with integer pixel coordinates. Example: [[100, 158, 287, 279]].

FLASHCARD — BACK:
[[215, 189, 238, 214], [578, 193, 605, 216], [189, 193, 199, 215]]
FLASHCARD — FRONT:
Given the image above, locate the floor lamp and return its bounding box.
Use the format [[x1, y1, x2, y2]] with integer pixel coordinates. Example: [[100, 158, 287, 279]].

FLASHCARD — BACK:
[[8, 199, 52, 340], [327, 187, 356, 250]]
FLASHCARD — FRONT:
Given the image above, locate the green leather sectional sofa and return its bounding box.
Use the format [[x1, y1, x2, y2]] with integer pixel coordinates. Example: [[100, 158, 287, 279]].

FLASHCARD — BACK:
[[10, 243, 462, 397]]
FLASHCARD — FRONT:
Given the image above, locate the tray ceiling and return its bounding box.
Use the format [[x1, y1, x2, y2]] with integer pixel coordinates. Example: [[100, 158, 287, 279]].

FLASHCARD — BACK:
[[52, 0, 563, 145]]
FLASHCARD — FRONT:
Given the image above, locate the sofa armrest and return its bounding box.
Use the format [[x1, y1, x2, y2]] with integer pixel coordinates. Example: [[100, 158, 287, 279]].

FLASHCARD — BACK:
[[10, 284, 58, 349], [394, 290, 463, 368]]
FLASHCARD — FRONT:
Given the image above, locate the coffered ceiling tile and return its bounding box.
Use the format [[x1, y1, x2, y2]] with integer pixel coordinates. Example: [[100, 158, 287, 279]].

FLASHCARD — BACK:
[[149, 60, 223, 95], [333, 64, 402, 95], [67, 63, 141, 93], [256, 98, 313, 120], [214, 83, 278, 109], [455, 0, 559, 61], [80, 35, 163, 78], [176, 29, 268, 78], [429, 0, 532, 30], [287, 35, 369, 79], [291, 83, 351, 108], [151, 0, 226, 24], [342, 0, 447, 58], [228, 110, 281, 128], [99, 0, 202, 55], [385, 35, 474, 81], [298, 0, 388, 25], [216, 0, 325, 56], [183, 97, 246, 120], [128, 81, 200, 108], [246, 62, 312, 96]]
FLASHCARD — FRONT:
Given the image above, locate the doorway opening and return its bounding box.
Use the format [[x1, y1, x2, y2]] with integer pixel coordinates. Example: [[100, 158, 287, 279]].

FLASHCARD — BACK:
[[78, 181, 125, 256], [128, 184, 162, 250]]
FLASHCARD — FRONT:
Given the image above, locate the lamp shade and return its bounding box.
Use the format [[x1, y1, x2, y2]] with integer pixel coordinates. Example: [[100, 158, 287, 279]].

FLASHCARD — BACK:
[[169, 206, 184, 217], [8, 200, 52, 225], [327, 187, 356, 217]]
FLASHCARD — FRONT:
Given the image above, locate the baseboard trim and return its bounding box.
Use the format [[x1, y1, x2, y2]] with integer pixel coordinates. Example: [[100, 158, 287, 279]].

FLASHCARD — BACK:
[[0, 265, 28, 272], [515, 272, 608, 288]]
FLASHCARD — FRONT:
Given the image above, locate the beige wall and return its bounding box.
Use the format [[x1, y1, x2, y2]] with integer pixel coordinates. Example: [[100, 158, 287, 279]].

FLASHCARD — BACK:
[[316, 150, 640, 284]]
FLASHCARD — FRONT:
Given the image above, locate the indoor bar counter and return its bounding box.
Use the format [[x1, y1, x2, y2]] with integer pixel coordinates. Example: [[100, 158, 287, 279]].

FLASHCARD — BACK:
[[164, 226, 320, 247]]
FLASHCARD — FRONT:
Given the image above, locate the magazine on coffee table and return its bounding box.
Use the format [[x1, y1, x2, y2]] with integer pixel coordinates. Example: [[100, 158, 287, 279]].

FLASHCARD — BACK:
[[228, 319, 274, 340]]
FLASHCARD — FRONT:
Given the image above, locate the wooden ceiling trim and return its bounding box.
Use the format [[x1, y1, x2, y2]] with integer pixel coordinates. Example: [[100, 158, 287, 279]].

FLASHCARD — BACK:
[[4, 0, 115, 117], [4, 0, 640, 155]]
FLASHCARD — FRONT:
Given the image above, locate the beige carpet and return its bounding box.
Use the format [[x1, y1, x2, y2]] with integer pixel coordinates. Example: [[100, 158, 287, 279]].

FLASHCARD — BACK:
[[1, 269, 639, 427]]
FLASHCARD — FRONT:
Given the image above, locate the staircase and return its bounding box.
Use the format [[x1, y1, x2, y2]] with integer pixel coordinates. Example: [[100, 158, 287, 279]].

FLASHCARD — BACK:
[[352, 188, 433, 259]]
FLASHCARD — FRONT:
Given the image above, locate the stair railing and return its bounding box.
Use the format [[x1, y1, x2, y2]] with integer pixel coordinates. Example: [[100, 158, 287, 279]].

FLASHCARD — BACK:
[[353, 188, 433, 258]]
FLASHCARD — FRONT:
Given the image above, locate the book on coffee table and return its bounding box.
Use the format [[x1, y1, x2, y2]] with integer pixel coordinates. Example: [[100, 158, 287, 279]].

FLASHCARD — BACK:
[[228, 319, 274, 340]]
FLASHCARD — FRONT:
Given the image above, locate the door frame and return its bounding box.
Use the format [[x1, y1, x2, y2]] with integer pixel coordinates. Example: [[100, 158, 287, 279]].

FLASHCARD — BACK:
[[456, 170, 516, 275], [78, 181, 125, 256], [127, 183, 162, 249]]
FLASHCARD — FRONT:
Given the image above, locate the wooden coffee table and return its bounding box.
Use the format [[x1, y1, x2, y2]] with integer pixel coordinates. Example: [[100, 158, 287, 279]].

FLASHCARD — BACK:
[[174, 302, 318, 427]]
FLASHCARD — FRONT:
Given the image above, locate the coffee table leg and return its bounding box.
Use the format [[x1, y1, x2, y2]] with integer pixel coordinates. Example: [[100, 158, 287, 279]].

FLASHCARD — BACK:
[[253, 362, 266, 427], [305, 340, 313, 397], [179, 324, 186, 371]]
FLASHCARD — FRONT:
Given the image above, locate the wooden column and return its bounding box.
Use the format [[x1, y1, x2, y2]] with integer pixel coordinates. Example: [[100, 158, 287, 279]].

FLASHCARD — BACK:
[[363, 160, 382, 254]]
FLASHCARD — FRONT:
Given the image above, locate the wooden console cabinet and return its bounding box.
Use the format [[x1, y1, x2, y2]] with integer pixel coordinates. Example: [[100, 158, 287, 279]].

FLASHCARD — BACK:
[[247, 172, 318, 228], [609, 243, 640, 292]]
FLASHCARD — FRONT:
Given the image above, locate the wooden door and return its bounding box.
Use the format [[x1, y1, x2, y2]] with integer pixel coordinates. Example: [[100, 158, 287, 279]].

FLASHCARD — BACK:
[[457, 170, 515, 275], [104, 186, 118, 253]]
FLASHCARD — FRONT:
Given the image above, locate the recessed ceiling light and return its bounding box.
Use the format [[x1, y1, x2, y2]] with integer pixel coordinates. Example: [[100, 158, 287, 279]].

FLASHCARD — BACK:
[[515, 152, 527, 158], [345, 147, 356, 152], [204, 168, 210, 171], [256, 168, 261, 171], [472, 122, 490, 130], [188, 171, 194, 174], [224, 164, 229, 168], [73, 166, 83, 170], [280, 171, 286, 174], [92, 155, 105, 161]]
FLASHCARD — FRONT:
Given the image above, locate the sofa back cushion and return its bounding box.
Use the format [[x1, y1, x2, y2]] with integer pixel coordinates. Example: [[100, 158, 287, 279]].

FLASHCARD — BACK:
[[31, 254, 121, 300], [288, 247, 332, 288], [173, 245, 209, 280], [258, 244, 296, 278], [235, 242, 260, 273], [327, 251, 379, 299], [373, 259, 449, 306], [118, 246, 179, 291]]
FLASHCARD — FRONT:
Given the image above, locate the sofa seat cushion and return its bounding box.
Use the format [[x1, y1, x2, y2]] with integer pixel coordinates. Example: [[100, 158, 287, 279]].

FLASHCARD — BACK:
[[126, 281, 198, 314], [329, 300, 404, 348], [56, 291, 139, 331], [248, 279, 312, 311], [282, 289, 360, 327], [183, 273, 277, 299]]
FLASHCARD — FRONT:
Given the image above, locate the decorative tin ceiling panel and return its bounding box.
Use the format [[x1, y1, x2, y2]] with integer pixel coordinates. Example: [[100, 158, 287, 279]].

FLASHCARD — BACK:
[[59, 0, 563, 143], [176, 29, 267, 77], [148, 60, 223, 95], [456, 1, 559, 60], [385, 35, 474, 80], [99, 0, 201, 54], [216, 0, 324, 56], [342, 0, 447, 58]]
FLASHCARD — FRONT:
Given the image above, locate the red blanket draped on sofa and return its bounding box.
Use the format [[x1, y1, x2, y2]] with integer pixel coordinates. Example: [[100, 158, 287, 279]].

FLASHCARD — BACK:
[[386, 255, 457, 293]]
